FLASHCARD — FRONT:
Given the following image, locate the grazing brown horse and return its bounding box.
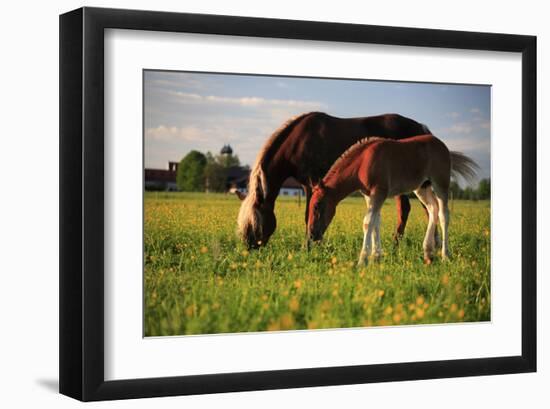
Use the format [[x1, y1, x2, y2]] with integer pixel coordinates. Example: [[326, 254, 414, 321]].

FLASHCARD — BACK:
[[307, 135, 478, 265], [236, 112, 433, 249]]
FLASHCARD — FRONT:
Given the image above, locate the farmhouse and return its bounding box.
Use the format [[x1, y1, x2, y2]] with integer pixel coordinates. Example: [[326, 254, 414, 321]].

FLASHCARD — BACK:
[[144, 161, 179, 191]]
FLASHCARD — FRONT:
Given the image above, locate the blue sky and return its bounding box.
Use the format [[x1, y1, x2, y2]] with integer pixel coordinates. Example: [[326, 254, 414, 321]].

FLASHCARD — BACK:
[[144, 70, 490, 186]]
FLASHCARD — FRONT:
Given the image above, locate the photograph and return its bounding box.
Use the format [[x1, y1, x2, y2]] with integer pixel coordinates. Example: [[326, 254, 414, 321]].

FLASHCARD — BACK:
[[143, 70, 491, 337]]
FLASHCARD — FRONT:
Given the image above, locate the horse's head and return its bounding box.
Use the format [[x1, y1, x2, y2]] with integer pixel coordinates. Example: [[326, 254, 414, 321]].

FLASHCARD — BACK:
[[307, 181, 336, 245], [236, 189, 276, 249]]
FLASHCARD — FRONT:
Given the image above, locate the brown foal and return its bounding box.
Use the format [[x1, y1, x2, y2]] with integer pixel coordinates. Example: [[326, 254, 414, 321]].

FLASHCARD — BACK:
[[307, 134, 478, 265]]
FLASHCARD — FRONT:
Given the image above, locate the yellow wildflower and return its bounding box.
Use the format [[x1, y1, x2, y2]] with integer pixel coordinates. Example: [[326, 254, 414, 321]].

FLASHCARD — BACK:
[[289, 297, 300, 312], [280, 314, 295, 330]]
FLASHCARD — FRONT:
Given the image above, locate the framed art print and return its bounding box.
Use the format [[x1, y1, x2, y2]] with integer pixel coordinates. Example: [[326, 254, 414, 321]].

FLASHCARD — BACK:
[[60, 7, 536, 401]]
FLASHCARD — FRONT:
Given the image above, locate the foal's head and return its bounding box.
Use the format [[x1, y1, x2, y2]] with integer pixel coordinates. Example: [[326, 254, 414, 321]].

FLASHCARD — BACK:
[[307, 182, 336, 244]]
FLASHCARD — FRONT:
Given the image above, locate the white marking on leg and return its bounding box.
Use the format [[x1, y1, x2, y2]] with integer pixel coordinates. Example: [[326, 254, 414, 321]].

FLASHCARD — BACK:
[[414, 188, 439, 262], [433, 185, 450, 260], [359, 211, 373, 265], [358, 194, 385, 266], [371, 211, 382, 258], [439, 203, 450, 260]]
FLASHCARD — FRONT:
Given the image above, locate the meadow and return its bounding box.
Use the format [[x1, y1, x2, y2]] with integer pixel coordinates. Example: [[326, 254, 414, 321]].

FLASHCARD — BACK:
[[144, 192, 490, 336]]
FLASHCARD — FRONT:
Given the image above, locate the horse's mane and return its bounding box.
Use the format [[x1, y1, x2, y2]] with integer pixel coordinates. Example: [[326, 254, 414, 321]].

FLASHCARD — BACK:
[[237, 112, 316, 240], [324, 136, 386, 179], [247, 112, 316, 200]]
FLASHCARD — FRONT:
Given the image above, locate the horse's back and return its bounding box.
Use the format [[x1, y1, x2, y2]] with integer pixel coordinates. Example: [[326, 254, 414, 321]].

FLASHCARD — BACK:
[[271, 112, 432, 187], [357, 134, 450, 194]]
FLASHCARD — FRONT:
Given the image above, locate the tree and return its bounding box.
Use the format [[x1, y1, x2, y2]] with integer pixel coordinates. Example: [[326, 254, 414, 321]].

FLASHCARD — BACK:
[[216, 153, 240, 168], [449, 181, 462, 200], [477, 178, 491, 200], [204, 152, 227, 192], [176, 151, 207, 191], [463, 187, 474, 201]]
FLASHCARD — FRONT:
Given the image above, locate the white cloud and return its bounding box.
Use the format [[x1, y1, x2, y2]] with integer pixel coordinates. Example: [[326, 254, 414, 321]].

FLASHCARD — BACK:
[[446, 112, 461, 119], [446, 136, 490, 154], [147, 73, 207, 90], [447, 122, 473, 134], [145, 125, 206, 142], [470, 107, 481, 114], [167, 90, 324, 110]]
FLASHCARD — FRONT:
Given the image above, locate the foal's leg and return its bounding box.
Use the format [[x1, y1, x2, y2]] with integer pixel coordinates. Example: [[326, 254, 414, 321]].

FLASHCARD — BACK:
[[414, 187, 439, 264], [394, 195, 411, 243], [420, 196, 441, 248], [432, 183, 450, 260], [358, 193, 384, 266], [371, 211, 382, 259], [358, 195, 372, 265]]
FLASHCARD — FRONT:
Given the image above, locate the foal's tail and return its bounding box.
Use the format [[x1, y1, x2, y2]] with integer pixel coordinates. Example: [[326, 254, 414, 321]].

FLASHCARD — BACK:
[[449, 151, 480, 184]]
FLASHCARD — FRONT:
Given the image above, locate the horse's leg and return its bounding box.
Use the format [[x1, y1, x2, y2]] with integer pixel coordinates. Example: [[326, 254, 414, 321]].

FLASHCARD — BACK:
[[358, 193, 384, 266], [358, 195, 372, 265], [394, 195, 410, 243], [303, 185, 312, 246], [432, 183, 450, 261], [303, 185, 311, 225], [420, 198, 441, 248], [371, 209, 382, 260], [414, 187, 439, 264]]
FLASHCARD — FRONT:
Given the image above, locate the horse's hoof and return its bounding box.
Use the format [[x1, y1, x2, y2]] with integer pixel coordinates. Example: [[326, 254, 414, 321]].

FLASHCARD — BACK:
[[424, 257, 433, 265]]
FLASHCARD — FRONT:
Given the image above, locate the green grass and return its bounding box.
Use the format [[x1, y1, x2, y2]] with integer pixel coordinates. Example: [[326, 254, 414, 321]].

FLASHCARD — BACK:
[[144, 192, 490, 336]]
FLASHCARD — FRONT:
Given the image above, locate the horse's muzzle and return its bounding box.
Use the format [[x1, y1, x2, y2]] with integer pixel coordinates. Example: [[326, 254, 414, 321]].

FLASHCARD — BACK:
[[306, 233, 321, 251]]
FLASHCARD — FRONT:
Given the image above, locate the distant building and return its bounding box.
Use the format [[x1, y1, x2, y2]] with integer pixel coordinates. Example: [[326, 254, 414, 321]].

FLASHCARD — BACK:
[[144, 161, 178, 191], [220, 144, 233, 155], [144, 146, 304, 196], [279, 177, 304, 197]]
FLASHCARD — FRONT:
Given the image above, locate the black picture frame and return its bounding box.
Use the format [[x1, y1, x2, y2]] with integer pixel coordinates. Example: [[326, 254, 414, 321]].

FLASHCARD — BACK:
[[60, 7, 537, 401]]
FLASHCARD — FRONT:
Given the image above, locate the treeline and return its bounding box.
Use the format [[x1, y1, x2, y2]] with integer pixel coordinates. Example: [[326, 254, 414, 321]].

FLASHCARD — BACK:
[[176, 150, 245, 192], [449, 178, 490, 200]]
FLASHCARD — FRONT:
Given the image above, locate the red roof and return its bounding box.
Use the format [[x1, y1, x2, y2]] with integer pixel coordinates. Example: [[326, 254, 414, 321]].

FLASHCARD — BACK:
[[144, 168, 176, 183]]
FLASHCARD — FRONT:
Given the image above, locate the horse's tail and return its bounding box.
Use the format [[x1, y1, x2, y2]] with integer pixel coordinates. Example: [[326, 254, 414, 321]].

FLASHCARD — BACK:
[[449, 151, 479, 184]]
